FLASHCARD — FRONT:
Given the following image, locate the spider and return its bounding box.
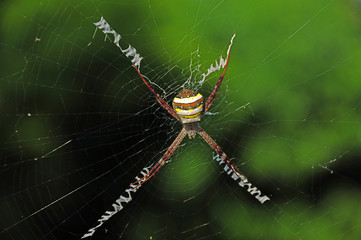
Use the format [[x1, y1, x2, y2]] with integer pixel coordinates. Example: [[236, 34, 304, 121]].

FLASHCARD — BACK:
[[130, 35, 248, 189], [83, 19, 269, 238]]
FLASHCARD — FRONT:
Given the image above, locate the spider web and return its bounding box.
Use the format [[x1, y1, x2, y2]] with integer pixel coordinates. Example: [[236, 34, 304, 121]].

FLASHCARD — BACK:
[[1, 0, 361, 239]]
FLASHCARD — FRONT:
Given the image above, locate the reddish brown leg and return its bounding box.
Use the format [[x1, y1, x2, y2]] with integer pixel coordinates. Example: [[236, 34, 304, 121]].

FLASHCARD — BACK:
[[198, 128, 247, 182], [132, 64, 181, 121], [204, 35, 235, 113], [132, 128, 187, 188]]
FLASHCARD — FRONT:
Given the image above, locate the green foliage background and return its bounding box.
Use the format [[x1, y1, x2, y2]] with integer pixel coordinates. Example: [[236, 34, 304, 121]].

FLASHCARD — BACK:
[[1, 0, 361, 239]]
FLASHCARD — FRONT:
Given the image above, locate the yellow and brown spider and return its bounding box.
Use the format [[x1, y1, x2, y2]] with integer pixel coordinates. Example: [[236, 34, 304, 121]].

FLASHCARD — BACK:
[[82, 18, 269, 239]]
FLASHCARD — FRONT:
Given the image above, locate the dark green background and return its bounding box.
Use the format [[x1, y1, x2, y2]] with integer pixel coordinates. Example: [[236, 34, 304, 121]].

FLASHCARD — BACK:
[[1, 0, 361, 239]]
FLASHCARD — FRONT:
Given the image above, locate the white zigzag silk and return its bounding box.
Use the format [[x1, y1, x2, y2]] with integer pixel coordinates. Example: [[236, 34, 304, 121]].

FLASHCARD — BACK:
[[199, 34, 235, 85], [94, 17, 143, 69], [81, 165, 152, 238], [213, 153, 270, 204]]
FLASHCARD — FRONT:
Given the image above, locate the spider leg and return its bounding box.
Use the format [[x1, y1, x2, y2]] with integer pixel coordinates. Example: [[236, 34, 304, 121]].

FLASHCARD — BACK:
[[197, 128, 270, 203], [132, 63, 181, 121], [81, 128, 187, 238], [197, 128, 247, 182], [132, 128, 187, 188], [204, 35, 235, 113]]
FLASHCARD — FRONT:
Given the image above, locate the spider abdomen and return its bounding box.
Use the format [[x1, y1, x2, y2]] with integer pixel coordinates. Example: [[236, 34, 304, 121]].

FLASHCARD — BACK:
[[172, 89, 204, 124]]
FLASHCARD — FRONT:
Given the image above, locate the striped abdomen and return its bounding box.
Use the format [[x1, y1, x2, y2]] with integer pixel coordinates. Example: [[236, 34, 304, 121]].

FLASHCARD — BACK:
[[172, 89, 204, 124]]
